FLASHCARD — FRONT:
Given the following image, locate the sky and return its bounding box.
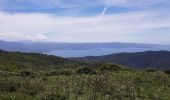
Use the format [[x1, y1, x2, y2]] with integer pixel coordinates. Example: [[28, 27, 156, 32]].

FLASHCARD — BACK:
[[0, 0, 170, 44]]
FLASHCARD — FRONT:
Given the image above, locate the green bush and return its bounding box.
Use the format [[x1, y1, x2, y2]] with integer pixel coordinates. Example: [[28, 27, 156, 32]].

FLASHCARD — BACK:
[[99, 64, 125, 72], [145, 68, 156, 73], [47, 70, 60, 76], [19, 79, 44, 96], [164, 69, 170, 74], [20, 70, 32, 77], [60, 70, 72, 76], [0, 81, 18, 93], [47, 70, 72, 76], [76, 66, 97, 74]]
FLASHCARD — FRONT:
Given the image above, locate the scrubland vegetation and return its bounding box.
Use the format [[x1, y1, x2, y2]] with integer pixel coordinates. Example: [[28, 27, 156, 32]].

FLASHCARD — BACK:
[[0, 50, 170, 100]]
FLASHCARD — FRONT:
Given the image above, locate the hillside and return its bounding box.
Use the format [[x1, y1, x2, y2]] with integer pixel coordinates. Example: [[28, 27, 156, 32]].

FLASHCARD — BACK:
[[0, 50, 81, 71], [0, 50, 170, 99], [76, 51, 170, 70]]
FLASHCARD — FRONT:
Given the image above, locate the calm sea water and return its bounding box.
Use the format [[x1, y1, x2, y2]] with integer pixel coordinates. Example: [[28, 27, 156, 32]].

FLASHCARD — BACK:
[[45, 47, 170, 57]]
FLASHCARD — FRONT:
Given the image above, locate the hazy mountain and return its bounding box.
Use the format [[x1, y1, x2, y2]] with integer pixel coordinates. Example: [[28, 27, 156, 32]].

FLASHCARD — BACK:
[[0, 40, 59, 53], [1, 40, 170, 57], [76, 51, 170, 70]]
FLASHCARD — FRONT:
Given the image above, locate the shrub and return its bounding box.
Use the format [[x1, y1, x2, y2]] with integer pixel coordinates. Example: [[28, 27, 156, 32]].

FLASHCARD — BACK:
[[60, 70, 72, 76], [20, 70, 32, 77], [8, 84, 17, 92], [47, 70, 72, 76], [19, 79, 44, 96], [47, 70, 60, 76], [0, 82, 17, 93], [76, 66, 97, 74], [99, 64, 125, 72], [145, 68, 156, 73], [164, 69, 170, 75]]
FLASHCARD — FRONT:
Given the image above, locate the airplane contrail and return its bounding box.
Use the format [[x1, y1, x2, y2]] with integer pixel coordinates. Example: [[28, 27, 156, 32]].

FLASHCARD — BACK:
[[100, 7, 108, 17]]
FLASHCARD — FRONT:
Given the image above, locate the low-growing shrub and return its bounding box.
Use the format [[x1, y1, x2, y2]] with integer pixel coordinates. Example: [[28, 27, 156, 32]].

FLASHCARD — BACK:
[[0, 82, 18, 93], [99, 64, 125, 72], [20, 70, 32, 77], [47, 70, 72, 76], [164, 69, 170, 74], [76, 66, 97, 74], [8, 84, 17, 92], [145, 68, 156, 73], [47, 70, 60, 76], [60, 70, 72, 76]]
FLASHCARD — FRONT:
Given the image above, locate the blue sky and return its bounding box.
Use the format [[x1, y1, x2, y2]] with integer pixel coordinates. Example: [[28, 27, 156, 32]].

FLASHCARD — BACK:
[[0, 0, 170, 44]]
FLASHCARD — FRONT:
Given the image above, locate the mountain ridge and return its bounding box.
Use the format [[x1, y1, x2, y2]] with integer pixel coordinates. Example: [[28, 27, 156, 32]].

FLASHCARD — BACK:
[[0, 40, 164, 52], [75, 51, 170, 70]]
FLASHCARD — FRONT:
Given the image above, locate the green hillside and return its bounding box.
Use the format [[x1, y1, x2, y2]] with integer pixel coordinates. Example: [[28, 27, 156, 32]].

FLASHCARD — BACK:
[[77, 51, 170, 70], [0, 50, 170, 100], [0, 50, 82, 71]]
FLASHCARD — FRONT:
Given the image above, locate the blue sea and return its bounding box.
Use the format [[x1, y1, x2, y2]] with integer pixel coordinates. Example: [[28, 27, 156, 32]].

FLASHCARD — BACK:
[[45, 47, 170, 57]]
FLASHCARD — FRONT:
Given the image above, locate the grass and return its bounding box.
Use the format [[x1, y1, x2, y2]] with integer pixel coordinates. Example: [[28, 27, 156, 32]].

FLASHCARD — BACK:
[[0, 65, 170, 100]]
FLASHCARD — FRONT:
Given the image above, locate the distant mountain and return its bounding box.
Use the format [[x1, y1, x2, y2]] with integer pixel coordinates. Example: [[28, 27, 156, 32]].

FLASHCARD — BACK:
[[0, 40, 155, 51], [76, 51, 170, 70], [0, 40, 59, 53], [1, 40, 170, 57]]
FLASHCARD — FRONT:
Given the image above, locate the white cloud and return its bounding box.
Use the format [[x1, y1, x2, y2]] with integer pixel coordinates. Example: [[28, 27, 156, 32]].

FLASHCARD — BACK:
[[0, 9, 170, 44], [0, 33, 49, 41]]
